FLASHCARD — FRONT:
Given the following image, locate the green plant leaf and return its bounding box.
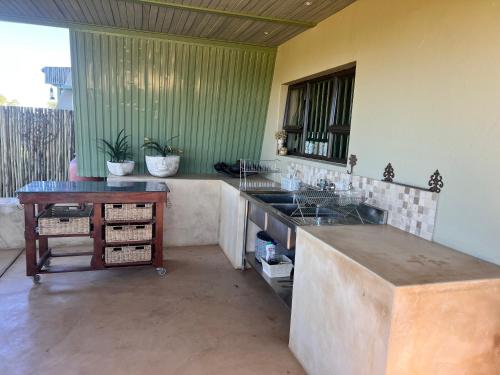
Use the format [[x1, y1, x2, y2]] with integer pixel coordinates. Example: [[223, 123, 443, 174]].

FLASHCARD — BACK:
[[141, 135, 182, 157], [98, 129, 132, 163]]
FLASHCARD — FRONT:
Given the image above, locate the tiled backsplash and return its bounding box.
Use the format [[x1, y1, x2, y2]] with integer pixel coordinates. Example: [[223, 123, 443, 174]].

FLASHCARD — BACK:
[[285, 161, 439, 240]]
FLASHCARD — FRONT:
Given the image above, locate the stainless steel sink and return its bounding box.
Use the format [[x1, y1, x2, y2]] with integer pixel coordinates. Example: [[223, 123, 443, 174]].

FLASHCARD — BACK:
[[251, 193, 296, 204], [270, 203, 337, 217], [241, 189, 388, 250], [270, 203, 372, 226]]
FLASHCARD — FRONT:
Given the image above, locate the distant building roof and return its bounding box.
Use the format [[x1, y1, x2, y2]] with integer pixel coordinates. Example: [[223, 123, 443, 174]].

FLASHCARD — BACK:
[[41, 67, 72, 89]]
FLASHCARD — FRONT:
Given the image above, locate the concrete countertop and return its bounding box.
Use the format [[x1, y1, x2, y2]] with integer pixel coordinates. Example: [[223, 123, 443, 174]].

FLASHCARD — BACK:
[[107, 173, 280, 190], [107, 173, 230, 181], [108, 174, 500, 287], [300, 224, 500, 286]]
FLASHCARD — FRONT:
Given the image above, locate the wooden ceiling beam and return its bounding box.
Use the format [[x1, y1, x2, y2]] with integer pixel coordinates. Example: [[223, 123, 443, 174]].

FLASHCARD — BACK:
[[0, 13, 277, 49], [123, 0, 317, 28]]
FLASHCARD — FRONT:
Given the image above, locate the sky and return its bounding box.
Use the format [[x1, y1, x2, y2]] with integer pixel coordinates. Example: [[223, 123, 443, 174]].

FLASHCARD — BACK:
[[0, 21, 70, 108]]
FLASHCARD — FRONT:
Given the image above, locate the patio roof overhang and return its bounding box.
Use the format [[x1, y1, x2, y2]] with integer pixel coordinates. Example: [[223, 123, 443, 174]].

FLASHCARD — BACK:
[[0, 0, 356, 47]]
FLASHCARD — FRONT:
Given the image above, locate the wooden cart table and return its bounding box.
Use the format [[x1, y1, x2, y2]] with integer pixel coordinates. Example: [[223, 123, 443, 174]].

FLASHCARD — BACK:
[[16, 181, 168, 284]]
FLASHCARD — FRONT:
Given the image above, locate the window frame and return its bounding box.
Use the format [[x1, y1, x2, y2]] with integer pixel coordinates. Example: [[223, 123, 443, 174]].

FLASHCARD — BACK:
[[282, 66, 356, 165]]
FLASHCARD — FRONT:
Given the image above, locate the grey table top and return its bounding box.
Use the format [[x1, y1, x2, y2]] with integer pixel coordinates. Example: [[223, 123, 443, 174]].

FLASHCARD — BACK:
[[16, 181, 169, 194]]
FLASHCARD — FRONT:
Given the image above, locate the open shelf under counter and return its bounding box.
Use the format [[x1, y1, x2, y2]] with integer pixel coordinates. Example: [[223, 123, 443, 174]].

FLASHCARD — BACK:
[[245, 253, 293, 309]]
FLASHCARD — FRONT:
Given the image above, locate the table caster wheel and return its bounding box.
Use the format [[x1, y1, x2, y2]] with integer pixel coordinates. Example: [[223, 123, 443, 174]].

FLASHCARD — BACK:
[[156, 267, 167, 277], [32, 275, 41, 285]]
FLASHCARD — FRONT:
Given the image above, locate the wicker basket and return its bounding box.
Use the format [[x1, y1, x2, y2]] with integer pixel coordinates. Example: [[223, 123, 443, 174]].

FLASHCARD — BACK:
[[105, 244, 152, 264], [104, 203, 153, 221], [105, 224, 153, 243], [38, 205, 92, 235]]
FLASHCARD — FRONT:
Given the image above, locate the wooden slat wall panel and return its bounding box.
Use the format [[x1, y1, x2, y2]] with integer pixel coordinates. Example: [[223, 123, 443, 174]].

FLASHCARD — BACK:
[[0, 107, 74, 197], [70, 30, 275, 176], [0, 0, 356, 47]]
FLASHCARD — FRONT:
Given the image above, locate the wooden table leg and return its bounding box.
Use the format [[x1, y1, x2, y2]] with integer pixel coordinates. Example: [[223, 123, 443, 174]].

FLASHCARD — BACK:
[[24, 203, 37, 276], [37, 204, 51, 267], [39, 237, 49, 260], [154, 200, 164, 268], [92, 203, 104, 268]]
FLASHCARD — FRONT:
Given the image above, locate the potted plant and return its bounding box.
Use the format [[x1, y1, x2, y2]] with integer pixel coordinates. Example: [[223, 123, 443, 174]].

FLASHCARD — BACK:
[[141, 136, 182, 177], [98, 129, 135, 176]]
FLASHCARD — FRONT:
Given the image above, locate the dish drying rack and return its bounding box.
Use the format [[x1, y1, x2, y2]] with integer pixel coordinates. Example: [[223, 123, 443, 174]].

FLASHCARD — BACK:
[[292, 184, 367, 224], [239, 159, 280, 190]]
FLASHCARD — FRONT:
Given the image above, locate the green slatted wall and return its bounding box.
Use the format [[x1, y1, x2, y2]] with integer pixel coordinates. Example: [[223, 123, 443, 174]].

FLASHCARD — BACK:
[[70, 30, 276, 176]]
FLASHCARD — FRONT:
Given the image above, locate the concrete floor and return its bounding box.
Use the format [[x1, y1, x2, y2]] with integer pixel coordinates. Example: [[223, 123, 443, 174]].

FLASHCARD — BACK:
[[0, 248, 22, 277], [0, 246, 305, 375]]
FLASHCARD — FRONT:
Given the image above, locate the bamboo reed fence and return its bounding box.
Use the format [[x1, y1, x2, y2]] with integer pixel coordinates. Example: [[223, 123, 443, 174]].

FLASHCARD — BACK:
[[0, 106, 74, 197]]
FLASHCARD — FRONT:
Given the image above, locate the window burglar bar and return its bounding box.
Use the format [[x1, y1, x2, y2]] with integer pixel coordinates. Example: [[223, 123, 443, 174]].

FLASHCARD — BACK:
[[283, 66, 355, 164]]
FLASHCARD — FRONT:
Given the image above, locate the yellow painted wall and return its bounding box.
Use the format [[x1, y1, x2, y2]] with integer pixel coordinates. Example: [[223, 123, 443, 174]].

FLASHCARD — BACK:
[[261, 0, 500, 264]]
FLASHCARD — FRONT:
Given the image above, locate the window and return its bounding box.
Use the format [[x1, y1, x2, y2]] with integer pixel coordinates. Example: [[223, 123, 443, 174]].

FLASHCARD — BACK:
[[283, 66, 355, 164]]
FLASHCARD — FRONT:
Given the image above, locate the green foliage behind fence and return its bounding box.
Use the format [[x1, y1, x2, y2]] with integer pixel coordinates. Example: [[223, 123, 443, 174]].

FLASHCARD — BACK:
[[0, 106, 74, 197]]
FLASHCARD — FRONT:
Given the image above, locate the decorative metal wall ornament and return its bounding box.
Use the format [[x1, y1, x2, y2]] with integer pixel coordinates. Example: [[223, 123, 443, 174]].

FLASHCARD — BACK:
[[347, 154, 357, 175], [383, 163, 395, 182], [428, 170, 444, 193]]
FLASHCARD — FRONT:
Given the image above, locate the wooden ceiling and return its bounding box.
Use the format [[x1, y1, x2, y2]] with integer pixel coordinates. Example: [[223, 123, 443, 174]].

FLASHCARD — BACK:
[[0, 0, 356, 47]]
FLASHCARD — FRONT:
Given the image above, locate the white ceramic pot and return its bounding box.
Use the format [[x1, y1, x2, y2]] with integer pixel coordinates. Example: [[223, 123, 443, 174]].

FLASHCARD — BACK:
[[106, 160, 135, 176], [145, 155, 180, 177]]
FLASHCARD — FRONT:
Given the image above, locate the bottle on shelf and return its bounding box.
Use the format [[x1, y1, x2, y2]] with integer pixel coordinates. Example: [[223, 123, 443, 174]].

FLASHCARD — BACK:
[[306, 132, 313, 154], [265, 242, 280, 265], [304, 132, 310, 154], [310, 132, 315, 155], [321, 132, 329, 156], [317, 133, 323, 156], [317, 132, 322, 155], [313, 132, 320, 155]]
